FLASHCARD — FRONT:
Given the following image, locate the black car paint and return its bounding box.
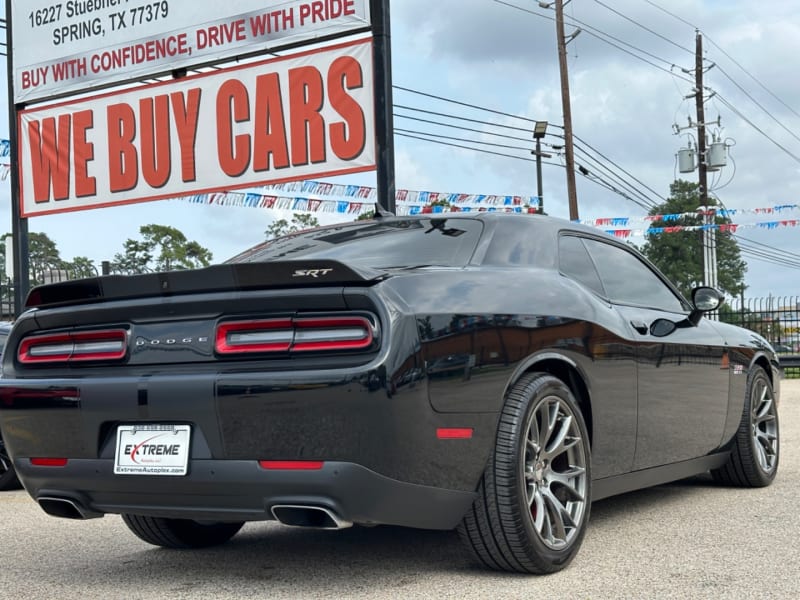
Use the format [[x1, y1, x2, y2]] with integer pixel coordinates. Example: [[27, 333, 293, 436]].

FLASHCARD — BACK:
[[0, 214, 780, 525]]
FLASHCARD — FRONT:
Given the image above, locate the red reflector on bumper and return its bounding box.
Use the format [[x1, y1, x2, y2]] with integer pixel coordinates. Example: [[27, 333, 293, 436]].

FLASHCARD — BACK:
[[436, 428, 474, 439], [259, 460, 324, 470], [30, 458, 68, 467]]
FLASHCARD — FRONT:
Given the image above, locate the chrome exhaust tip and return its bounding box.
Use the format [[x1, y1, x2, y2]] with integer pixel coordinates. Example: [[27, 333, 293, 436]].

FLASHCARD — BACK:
[[38, 496, 103, 520], [270, 504, 352, 529]]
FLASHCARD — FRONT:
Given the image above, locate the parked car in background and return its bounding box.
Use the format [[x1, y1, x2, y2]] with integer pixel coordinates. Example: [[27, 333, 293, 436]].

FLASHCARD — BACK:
[[771, 342, 793, 353], [0, 213, 781, 573], [0, 321, 22, 491]]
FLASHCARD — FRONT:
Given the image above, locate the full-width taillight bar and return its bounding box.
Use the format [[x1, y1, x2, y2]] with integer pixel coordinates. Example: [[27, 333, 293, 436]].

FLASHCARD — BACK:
[[215, 315, 376, 355], [17, 329, 128, 364]]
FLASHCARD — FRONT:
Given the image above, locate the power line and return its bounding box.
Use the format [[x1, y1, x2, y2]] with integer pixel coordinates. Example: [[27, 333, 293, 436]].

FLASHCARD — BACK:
[[394, 112, 536, 144], [735, 240, 800, 270], [704, 34, 800, 122], [395, 127, 549, 156], [572, 145, 660, 211], [395, 82, 668, 209], [712, 63, 800, 146], [573, 133, 668, 204], [394, 84, 548, 126], [494, 0, 694, 83], [734, 234, 800, 262], [396, 131, 540, 164], [639, 0, 697, 30], [715, 93, 800, 165], [394, 103, 536, 134], [590, 0, 694, 55]]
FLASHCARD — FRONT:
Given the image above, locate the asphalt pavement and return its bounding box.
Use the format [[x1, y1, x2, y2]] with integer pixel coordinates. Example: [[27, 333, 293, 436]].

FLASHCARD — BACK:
[[2, 380, 798, 599]]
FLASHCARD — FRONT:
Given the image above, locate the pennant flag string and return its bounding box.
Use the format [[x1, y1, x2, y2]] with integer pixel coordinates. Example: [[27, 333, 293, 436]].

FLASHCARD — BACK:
[[602, 220, 800, 238], [254, 179, 541, 209], [578, 204, 800, 226], [0, 137, 795, 227], [178, 190, 539, 215]]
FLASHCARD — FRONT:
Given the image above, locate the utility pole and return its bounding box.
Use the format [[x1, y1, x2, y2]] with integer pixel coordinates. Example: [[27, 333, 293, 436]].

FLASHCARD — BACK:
[[694, 30, 717, 291], [555, 0, 579, 220]]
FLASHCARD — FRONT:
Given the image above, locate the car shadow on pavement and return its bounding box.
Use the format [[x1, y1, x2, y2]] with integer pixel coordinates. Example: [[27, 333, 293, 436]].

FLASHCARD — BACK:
[[94, 480, 717, 590], [93, 523, 485, 593], [589, 473, 716, 527]]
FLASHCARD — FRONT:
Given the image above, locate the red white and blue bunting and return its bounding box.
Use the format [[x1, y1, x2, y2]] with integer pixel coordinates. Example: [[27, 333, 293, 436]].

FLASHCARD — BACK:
[[580, 205, 800, 237], [1, 136, 797, 232], [183, 182, 541, 215]]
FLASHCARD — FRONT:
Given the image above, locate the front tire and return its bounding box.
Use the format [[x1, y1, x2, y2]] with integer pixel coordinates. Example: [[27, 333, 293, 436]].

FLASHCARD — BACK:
[[712, 366, 779, 487], [458, 372, 591, 574], [121, 514, 244, 549]]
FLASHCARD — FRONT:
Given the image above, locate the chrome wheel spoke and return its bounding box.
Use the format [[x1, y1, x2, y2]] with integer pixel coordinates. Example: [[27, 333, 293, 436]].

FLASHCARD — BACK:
[[544, 415, 574, 458], [538, 400, 558, 449], [547, 467, 587, 502], [753, 391, 772, 421], [540, 487, 576, 546]]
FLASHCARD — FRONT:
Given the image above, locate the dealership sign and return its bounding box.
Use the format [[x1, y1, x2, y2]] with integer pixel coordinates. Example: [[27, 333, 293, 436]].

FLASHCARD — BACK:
[[18, 38, 375, 217], [12, 0, 370, 102]]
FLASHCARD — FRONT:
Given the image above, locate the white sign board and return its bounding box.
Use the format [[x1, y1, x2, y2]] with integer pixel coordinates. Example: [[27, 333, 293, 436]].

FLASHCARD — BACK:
[[18, 38, 375, 217], [11, 0, 371, 102]]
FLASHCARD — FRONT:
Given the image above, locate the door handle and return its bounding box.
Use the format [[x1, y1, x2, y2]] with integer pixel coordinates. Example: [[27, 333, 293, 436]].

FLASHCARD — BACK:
[[630, 320, 649, 334]]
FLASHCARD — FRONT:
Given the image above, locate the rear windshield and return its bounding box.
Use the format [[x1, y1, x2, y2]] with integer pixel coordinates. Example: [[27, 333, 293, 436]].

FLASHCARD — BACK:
[[233, 218, 484, 268]]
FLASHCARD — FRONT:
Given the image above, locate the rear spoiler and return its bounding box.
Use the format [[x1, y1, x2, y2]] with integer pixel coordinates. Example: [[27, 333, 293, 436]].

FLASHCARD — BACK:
[[25, 260, 386, 310]]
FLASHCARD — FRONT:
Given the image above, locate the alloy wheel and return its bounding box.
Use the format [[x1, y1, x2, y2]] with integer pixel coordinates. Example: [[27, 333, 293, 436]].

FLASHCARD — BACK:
[[523, 395, 588, 550]]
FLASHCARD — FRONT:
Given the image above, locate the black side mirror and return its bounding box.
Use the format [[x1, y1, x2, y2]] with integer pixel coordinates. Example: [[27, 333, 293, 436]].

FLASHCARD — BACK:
[[688, 286, 723, 325]]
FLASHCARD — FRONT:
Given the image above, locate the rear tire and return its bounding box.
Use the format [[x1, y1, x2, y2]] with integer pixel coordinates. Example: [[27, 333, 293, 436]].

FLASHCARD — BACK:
[[712, 366, 779, 487], [458, 372, 591, 574], [121, 514, 244, 549], [0, 438, 22, 491]]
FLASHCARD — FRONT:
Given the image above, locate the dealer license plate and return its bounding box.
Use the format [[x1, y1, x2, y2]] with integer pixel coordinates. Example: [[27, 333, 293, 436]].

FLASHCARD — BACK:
[[114, 424, 191, 476]]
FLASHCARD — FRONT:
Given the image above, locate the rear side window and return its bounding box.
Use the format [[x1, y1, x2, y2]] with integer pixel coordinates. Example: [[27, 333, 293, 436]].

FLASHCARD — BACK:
[[481, 217, 552, 267], [236, 218, 484, 268], [558, 235, 604, 295]]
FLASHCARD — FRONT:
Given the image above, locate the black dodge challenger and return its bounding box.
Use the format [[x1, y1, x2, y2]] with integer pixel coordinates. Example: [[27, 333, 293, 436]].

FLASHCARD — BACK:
[[0, 213, 780, 574]]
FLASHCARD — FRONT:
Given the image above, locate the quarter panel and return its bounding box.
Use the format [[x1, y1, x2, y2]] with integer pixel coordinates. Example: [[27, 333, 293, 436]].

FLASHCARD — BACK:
[[388, 270, 640, 479]]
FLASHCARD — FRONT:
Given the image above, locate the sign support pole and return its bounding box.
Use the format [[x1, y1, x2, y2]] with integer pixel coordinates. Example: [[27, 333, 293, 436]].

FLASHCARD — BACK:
[[370, 0, 396, 213], [5, 0, 31, 316]]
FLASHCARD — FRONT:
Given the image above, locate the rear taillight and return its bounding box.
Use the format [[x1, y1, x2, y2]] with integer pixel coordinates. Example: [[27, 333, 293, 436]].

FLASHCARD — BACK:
[[17, 329, 128, 364], [216, 315, 376, 355], [30, 458, 69, 467]]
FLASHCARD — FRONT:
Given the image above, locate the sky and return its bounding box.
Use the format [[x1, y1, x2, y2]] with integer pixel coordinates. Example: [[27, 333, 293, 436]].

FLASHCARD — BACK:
[[2, 0, 799, 301]]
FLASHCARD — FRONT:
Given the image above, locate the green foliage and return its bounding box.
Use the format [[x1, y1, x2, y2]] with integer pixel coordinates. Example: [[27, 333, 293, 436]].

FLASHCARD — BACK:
[[265, 214, 320, 240], [639, 180, 746, 298], [1, 231, 70, 285], [112, 225, 213, 273], [68, 256, 98, 279]]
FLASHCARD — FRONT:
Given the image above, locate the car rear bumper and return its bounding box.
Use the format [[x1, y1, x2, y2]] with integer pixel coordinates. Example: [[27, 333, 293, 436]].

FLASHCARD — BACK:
[[15, 458, 477, 530]]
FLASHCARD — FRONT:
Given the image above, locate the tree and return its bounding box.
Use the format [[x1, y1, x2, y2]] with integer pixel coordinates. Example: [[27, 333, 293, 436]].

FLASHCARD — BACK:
[[265, 214, 320, 240], [112, 225, 213, 273], [66, 256, 99, 279], [639, 180, 746, 298], [0, 232, 67, 285]]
